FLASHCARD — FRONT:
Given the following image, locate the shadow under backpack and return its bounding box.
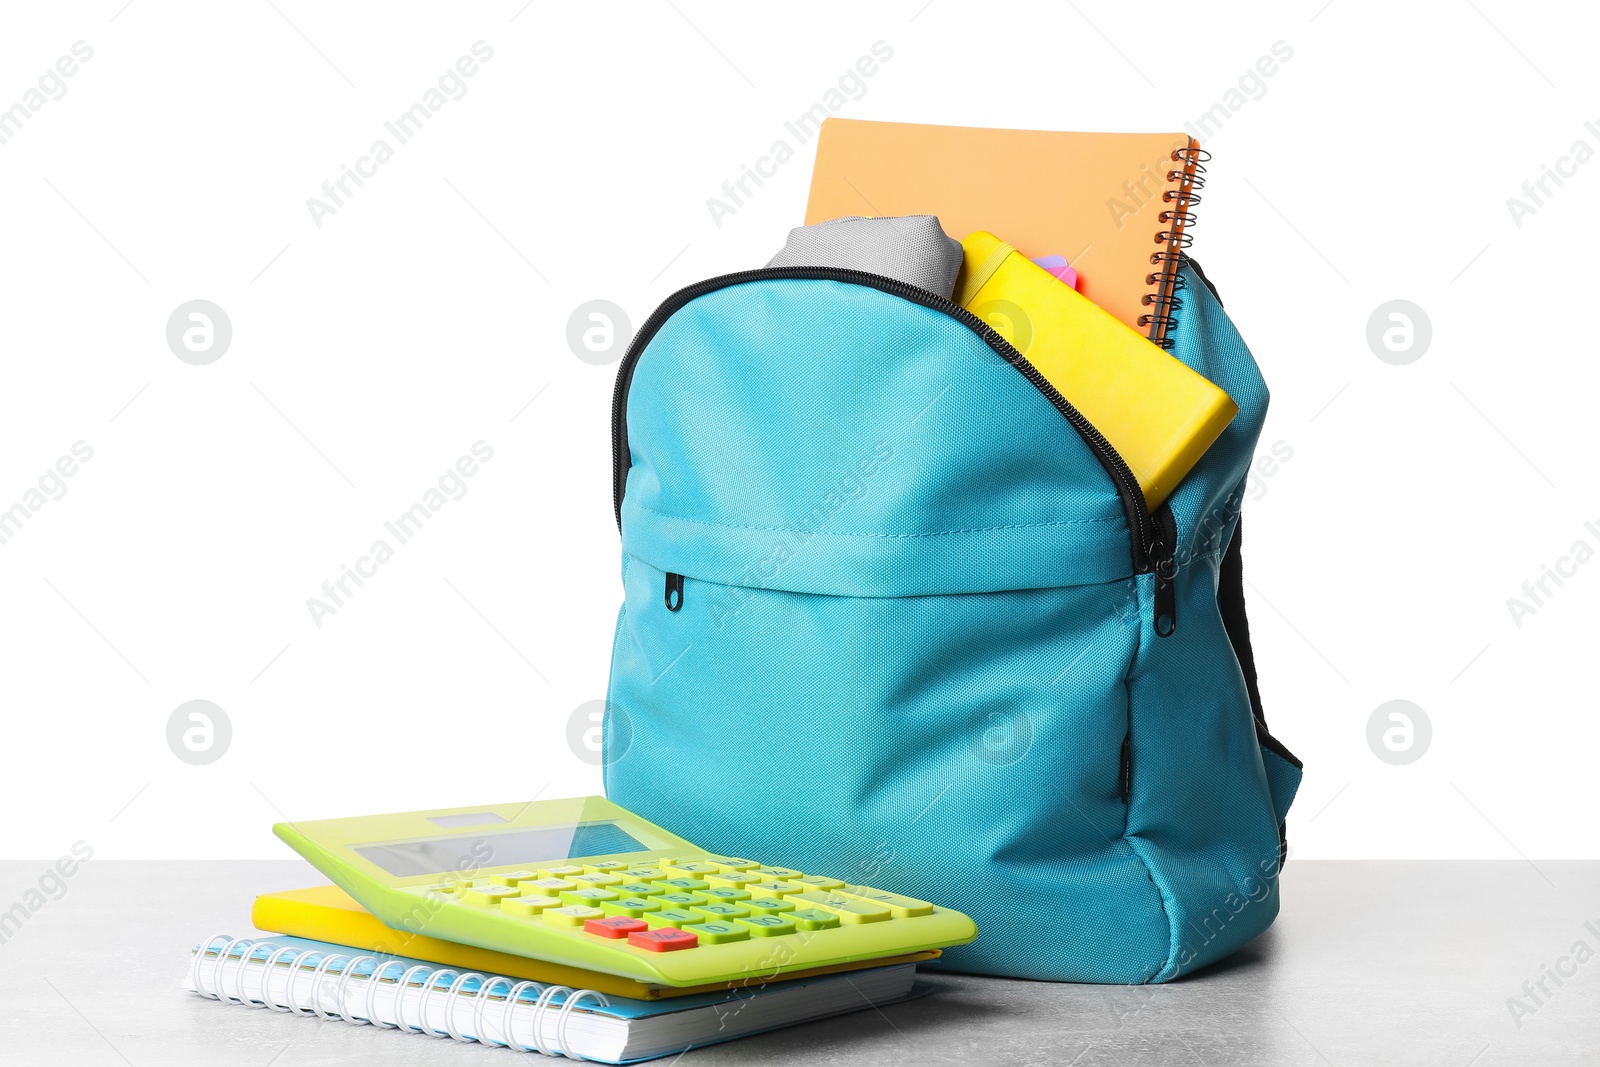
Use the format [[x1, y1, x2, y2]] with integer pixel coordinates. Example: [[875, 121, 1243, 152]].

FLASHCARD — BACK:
[[602, 260, 1303, 983]]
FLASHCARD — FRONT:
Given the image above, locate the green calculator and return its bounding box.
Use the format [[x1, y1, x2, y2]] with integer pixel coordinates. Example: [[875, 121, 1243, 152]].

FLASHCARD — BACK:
[[273, 796, 976, 986]]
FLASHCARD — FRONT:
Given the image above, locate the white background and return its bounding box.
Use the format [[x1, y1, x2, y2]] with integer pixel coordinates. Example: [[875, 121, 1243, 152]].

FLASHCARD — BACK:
[[1, 1, 1594, 861]]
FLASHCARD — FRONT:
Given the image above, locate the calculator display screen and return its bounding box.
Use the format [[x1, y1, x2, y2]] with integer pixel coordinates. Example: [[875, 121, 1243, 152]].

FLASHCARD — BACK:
[[353, 821, 648, 878]]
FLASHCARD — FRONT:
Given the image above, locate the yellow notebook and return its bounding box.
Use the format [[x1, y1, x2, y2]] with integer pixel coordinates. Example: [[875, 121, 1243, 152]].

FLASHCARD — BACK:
[[252, 885, 939, 1001], [957, 231, 1237, 508]]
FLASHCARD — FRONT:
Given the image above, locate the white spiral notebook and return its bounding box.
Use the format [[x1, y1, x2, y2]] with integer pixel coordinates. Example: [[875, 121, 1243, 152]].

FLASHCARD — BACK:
[[186, 934, 922, 1063]]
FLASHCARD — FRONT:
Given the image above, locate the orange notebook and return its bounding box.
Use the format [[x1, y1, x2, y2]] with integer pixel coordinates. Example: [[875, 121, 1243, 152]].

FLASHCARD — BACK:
[[803, 119, 1204, 347]]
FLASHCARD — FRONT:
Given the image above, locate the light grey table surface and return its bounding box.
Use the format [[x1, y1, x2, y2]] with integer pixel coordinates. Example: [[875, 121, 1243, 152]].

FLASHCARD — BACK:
[[0, 860, 1594, 1066]]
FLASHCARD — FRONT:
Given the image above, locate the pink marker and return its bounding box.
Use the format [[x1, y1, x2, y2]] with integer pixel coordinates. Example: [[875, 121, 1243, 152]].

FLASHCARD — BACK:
[[1032, 255, 1078, 290]]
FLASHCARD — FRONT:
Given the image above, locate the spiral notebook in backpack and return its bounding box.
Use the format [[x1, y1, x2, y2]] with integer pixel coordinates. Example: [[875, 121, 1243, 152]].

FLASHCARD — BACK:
[[803, 118, 1205, 348], [186, 934, 922, 1063]]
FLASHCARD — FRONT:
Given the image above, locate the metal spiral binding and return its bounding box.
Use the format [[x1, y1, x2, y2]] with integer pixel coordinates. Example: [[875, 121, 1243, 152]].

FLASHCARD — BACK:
[[1142, 145, 1209, 348], [336, 954, 382, 1025], [257, 944, 301, 1011], [474, 975, 518, 1048], [190, 934, 610, 1058], [390, 964, 437, 1031]]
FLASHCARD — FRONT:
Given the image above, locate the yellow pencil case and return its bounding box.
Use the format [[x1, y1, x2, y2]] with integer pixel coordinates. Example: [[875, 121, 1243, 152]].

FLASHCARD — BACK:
[[955, 231, 1237, 508]]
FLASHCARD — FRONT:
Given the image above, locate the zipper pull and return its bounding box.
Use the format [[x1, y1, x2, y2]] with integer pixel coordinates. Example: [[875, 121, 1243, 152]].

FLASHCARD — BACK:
[[664, 572, 685, 612], [1151, 507, 1178, 638]]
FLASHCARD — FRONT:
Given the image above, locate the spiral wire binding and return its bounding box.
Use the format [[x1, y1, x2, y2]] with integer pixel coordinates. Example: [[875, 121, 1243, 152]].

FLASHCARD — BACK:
[[190, 934, 611, 1058], [258, 944, 300, 1010], [1141, 145, 1209, 348]]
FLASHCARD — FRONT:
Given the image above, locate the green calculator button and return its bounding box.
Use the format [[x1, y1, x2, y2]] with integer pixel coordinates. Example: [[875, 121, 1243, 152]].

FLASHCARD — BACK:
[[602, 897, 663, 918], [748, 880, 806, 897], [787, 908, 842, 931], [537, 865, 586, 879], [559, 887, 619, 906], [583, 861, 631, 874], [745, 897, 796, 915], [621, 868, 664, 881], [692, 903, 750, 921], [792, 875, 845, 891], [703, 856, 760, 872], [684, 921, 749, 944], [461, 885, 520, 905], [656, 878, 710, 892], [617, 882, 664, 897], [488, 870, 540, 886], [543, 905, 604, 928], [737, 915, 797, 937], [643, 908, 700, 929], [699, 887, 751, 903], [656, 892, 706, 908]]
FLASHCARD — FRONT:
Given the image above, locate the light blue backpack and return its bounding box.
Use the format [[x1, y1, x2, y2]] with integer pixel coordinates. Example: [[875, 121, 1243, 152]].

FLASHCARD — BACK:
[[604, 263, 1302, 982]]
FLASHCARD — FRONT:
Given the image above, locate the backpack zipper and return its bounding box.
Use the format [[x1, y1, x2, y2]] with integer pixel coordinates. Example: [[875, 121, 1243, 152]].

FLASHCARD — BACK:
[[1151, 506, 1178, 637], [664, 572, 685, 612], [611, 267, 1178, 621]]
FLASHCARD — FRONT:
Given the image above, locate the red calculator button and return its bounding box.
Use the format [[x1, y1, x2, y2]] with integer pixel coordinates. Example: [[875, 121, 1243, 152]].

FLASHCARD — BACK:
[[584, 917, 648, 939], [628, 928, 699, 952]]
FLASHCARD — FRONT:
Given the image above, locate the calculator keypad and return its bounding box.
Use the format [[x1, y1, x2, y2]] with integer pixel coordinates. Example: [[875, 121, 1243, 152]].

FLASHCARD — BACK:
[[445, 855, 937, 953]]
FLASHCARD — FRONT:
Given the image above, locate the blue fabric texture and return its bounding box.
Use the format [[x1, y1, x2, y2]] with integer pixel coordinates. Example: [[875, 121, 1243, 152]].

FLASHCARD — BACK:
[[605, 268, 1299, 982]]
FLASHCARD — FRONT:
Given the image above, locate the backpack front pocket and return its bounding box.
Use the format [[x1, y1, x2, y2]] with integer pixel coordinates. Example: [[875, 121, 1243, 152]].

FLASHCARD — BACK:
[[606, 552, 1176, 981]]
